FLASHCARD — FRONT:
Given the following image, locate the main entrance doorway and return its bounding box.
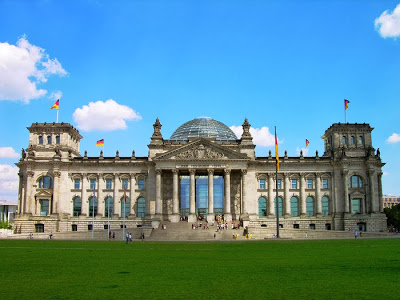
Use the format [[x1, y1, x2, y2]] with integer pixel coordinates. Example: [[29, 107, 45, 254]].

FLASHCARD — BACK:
[[179, 174, 224, 219]]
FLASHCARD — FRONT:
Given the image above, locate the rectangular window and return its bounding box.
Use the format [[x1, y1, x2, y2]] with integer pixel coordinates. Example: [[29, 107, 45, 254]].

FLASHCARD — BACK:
[[38, 136, 43, 145], [307, 179, 313, 189], [106, 179, 112, 190], [47, 136, 52, 144], [351, 199, 362, 214], [74, 179, 80, 190], [322, 179, 329, 189], [56, 136, 60, 144], [291, 179, 298, 189], [276, 179, 282, 190], [90, 179, 96, 190], [259, 179, 265, 189], [40, 200, 49, 216], [138, 179, 145, 190], [122, 179, 129, 189]]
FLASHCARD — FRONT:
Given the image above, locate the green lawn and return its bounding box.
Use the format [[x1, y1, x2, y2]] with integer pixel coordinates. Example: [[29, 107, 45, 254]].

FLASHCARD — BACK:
[[0, 239, 399, 299]]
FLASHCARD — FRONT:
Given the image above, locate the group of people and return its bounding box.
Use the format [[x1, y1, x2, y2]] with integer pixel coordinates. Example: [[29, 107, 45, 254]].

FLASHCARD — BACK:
[[125, 232, 145, 243]]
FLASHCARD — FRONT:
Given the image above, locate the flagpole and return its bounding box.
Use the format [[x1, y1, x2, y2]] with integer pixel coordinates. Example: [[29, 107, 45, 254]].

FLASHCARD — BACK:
[[123, 187, 126, 241], [56, 109, 59, 123], [275, 126, 280, 239], [92, 187, 95, 240], [344, 105, 346, 123], [107, 197, 110, 240]]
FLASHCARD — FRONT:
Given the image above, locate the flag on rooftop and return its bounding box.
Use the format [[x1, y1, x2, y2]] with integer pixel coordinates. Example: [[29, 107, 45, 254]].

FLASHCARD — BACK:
[[344, 99, 350, 110], [96, 139, 104, 147], [50, 99, 59, 110], [275, 130, 279, 172], [306, 139, 310, 147]]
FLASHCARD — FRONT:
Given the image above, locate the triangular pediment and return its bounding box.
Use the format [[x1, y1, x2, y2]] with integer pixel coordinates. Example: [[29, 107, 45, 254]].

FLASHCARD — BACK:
[[35, 190, 53, 197], [154, 139, 249, 161]]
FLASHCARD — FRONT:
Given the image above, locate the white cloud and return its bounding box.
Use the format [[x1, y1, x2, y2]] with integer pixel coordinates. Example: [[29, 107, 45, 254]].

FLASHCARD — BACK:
[[0, 147, 19, 158], [0, 164, 18, 202], [296, 147, 309, 157], [375, 4, 400, 38], [49, 90, 63, 101], [0, 36, 67, 103], [230, 125, 275, 147], [383, 172, 389, 176], [387, 133, 400, 143], [73, 99, 142, 131]]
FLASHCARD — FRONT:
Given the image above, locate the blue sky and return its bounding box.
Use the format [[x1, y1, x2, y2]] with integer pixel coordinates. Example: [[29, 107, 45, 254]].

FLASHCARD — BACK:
[[1, 0, 400, 202]]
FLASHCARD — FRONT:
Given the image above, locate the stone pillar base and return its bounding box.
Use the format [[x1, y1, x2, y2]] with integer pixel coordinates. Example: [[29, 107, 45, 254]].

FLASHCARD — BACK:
[[206, 214, 214, 223], [224, 213, 232, 222], [151, 219, 161, 229], [188, 214, 197, 223], [169, 214, 180, 223]]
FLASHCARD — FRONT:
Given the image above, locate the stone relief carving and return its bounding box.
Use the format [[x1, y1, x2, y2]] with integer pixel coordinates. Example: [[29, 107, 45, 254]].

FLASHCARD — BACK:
[[175, 144, 226, 159]]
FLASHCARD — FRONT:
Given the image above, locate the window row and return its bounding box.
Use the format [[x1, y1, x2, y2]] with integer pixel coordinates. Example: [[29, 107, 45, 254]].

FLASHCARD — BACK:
[[72, 196, 146, 218], [258, 196, 331, 217], [259, 178, 329, 190], [73, 178, 145, 190], [342, 135, 363, 146], [38, 135, 60, 145]]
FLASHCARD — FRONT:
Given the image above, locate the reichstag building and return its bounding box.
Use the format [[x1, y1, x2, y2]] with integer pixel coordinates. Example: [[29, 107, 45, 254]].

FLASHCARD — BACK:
[[15, 117, 387, 233]]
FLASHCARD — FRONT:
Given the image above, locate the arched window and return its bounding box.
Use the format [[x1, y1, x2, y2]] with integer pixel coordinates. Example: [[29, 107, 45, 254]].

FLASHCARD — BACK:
[[56, 136, 60, 144], [349, 175, 363, 188], [350, 136, 355, 145], [38, 136, 43, 145], [274, 197, 283, 217], [342, 136, 347, 145], [258, 197, 267, 217], [358, 136, 363, 145], [290, 196, 299, 216], [306, 196, 315, 216], [321, 196, 330, 216], [137, 197, 146, 218], [105, 196, 113, 217], [89, 196, 98, 217], [73, 196, 81, 217], [121, 196, 130, 217], [47, 135, 52, 144], [38, 176, 53, 189]]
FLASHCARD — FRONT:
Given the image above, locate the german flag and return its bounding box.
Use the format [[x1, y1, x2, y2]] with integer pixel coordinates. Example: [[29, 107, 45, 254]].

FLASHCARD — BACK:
[[50, 99, 59, 110], [306, 139, 310, 147], [275, 131, 279, 172], [344, 99, 350, 110], [96, 139, 104, 147]]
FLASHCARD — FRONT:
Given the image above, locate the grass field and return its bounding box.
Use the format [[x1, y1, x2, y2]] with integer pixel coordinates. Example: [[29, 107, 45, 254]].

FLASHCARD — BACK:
[[0, 239, 399, 299]]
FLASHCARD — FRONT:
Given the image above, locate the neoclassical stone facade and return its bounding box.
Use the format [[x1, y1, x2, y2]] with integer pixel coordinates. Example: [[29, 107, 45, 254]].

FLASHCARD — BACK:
[[15, 118, 387, 234]]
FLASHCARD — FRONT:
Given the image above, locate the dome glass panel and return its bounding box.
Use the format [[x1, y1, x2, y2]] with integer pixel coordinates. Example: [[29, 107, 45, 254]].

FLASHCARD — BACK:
[[170, 117, 237, 141]]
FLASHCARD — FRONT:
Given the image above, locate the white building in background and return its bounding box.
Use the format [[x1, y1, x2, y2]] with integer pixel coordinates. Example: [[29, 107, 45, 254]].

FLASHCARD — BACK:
[[0, 200, 17, 223], [14, 117, 387, 234]]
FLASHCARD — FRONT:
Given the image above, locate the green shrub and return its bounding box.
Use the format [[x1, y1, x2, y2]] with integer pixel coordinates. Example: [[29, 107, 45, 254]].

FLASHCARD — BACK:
[[0, 221, 13, 229]]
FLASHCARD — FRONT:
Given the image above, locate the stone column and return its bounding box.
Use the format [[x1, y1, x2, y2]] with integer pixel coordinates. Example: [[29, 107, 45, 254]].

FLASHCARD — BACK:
[[97, 174, 104, 217], [315, 173, 322, 216], [81, 173, 88, 216], [300, 173, 306, 216], [113, 174, 119, 217], [241, 169, 247, 215], [155, 169, 162, 217], [207, 169, 214, 220], [224, 169, 232, 222], [284, 173, 290, 216], [188, 169, 196, 222], [130, 174, 136, 216], [342, 170, 349, 213], [378, 172, 383, 213], [368, 169, 376, 213], [18, 172, 24, 214], [52, 170, 61, 215], [26, 171, 34, 215], [268, 173, 274, 216], [171, 169, 180, 222]]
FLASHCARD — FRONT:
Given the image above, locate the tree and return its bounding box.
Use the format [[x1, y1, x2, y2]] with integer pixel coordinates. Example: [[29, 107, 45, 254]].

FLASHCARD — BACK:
[[384, 204, 400, 230]]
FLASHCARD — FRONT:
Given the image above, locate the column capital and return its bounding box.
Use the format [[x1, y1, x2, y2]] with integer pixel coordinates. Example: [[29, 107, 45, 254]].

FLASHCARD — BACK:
[[315, 172, 322, 178], [367, 169, 375, 176], [53, 171, 61, 178], [207, 168, 214, 175], [224, 169, 231, 175], [283, 172, 290, 178], [189, 168, 196, 175], [155, 169, 162, 175], [172, 169, 179, 175], [27, 171, 35, 177], [241, 169, 247, 175], [299, 172, 306, 178], [341, 169, 349, 176]]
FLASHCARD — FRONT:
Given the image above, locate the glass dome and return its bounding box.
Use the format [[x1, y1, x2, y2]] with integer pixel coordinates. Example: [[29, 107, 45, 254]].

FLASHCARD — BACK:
[[170, 117, 238, 141]]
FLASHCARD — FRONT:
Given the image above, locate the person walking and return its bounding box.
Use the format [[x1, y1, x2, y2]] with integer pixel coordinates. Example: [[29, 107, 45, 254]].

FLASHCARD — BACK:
[[355, 230, 358, 239]]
